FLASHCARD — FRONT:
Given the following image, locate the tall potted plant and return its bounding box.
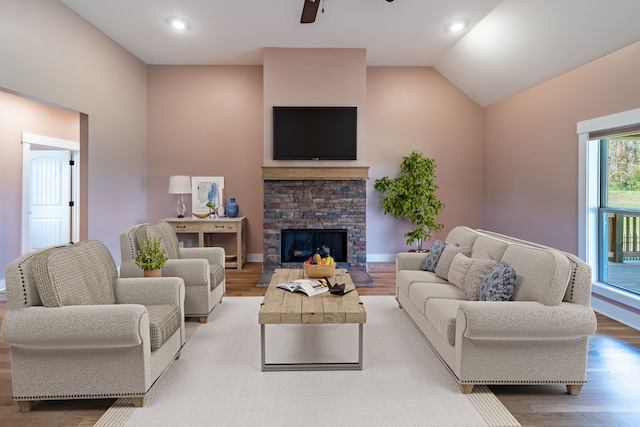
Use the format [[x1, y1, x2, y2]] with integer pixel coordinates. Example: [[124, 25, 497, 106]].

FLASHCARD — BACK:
[[374, 150, 444, 252], [135, 237, 168, 277]]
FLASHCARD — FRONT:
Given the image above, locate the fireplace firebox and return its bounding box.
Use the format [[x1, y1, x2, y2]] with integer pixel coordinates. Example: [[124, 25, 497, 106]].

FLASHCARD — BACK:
[[281, 229, 347, 263]]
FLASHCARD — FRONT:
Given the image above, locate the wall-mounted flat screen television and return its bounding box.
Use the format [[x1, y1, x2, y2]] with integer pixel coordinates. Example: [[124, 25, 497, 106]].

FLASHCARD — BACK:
[[273, 106, 357, 160]]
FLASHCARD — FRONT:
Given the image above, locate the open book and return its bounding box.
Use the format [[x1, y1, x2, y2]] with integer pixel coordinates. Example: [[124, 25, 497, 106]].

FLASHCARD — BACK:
[[277, 279, 329, 297]]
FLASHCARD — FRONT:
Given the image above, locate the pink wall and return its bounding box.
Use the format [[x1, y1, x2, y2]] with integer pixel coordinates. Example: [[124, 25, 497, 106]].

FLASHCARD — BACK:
[[146, 66, 264, 255], [1, 0, 148, 268], [0, 91, 79, 274], [366, 67, 485, 254], [484, 41, 640, 253], [146, 59, 485, 259], [263, 48, 368, 166]]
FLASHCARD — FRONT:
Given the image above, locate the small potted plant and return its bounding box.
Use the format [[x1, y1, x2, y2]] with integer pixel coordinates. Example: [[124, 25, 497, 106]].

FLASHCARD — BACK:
[[374, 150, 445, 252], [206, 201, 216, 218], [135, 237, 168, 277]]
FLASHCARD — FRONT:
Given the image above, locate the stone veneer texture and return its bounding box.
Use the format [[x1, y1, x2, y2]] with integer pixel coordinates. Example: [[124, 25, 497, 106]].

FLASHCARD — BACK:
[[263, 179, 366, 271]]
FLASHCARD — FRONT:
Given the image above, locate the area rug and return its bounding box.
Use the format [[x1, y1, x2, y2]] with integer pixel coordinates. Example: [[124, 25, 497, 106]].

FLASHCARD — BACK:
[[257, 269, 376, 287], [96, 296, 519, 427]]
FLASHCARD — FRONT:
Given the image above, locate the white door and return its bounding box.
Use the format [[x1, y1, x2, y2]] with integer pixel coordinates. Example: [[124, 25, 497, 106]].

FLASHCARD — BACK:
[[28, 150, 72, 250]]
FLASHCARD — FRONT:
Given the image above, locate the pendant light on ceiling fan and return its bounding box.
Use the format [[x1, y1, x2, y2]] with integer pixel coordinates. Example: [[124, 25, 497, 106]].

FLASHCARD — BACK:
[[300, 0, 322, 24], [300, 0, 394, 24]]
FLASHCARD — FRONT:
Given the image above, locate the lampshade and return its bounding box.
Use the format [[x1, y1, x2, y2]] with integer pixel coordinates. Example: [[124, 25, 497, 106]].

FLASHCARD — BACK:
[[168, 175, 191, 194]]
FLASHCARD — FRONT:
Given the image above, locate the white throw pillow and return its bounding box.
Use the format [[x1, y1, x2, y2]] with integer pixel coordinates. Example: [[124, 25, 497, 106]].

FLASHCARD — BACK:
[[463, 256, 498, 301], [448, 253, 473, 291]]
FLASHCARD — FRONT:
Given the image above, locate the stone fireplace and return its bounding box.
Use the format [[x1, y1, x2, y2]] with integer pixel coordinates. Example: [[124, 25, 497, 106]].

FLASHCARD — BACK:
[[262, 167, 368, 271]]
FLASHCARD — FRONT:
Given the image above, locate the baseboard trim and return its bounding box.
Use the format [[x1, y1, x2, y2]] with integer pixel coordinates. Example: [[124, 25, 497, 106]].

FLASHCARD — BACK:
[[592, 282, 640, 331]]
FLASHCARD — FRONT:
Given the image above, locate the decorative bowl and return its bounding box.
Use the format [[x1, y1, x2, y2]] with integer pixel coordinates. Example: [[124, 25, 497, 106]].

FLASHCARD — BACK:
[[192, 212, 209, 218], [303, 263, 335, 278]]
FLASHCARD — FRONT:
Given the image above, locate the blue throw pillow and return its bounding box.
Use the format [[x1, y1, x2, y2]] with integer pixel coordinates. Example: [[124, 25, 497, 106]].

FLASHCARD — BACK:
[[478, 261, 517, 301], [421, 240, 447, 272]]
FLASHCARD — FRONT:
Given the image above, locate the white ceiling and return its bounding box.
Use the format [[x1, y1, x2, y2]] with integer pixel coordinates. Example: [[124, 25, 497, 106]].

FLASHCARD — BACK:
[[61, 0, 640, 107]]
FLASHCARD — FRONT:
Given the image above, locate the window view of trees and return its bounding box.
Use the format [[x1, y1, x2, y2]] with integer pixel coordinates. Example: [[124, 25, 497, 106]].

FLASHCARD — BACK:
[[602, 135, 640, 296], [607, 135, 640, 209]]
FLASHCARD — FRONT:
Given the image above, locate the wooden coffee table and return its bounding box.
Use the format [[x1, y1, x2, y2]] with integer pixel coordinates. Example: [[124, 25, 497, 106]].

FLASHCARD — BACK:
[[258, 268, 366, 371]]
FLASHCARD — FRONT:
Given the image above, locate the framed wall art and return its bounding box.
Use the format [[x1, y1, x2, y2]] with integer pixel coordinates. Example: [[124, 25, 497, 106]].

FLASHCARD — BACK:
[[191, 176, 225, 214]]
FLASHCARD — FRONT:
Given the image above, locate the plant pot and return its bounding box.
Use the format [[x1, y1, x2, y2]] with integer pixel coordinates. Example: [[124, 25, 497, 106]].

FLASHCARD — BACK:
[[144, 269, 162, 278]]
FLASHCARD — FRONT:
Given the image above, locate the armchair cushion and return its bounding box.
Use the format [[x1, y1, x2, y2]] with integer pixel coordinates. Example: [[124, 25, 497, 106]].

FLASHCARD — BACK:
[[33, 241, 117, 307], [147, 304, 181, 352], [135, 222, 180, 259], [211, 264, 225, 290]]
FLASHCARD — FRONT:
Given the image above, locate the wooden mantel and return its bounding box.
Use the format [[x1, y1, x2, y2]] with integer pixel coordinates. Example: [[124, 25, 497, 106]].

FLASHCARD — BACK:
[[262, 166, 369, 181]]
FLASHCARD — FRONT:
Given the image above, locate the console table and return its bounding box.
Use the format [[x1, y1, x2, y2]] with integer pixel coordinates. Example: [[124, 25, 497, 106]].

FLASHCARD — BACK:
[[162, 216, 247, 269]]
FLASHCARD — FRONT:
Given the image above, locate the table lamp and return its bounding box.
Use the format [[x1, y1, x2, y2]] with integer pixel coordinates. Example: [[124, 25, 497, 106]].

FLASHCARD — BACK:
[[168, 175, 191, 218]]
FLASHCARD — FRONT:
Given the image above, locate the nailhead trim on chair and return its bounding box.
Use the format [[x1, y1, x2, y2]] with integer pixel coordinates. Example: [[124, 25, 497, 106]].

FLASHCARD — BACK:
[[566, 257, 578, 302], [14, 391, 147, 400], [16, 248, 66, 307]]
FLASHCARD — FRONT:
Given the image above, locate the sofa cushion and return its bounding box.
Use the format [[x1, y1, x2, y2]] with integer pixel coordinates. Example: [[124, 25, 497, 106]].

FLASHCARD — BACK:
[[421, 240, 446, 272], [445, 226, 479, 249], [409, 282, 466, 316], [501, 244, 571, 306], [470, 235, 509, 261], [136, 222, 180, 259], [448, 253, 473, 291], [463, 257, 498, 301], [424, 298, 463, 346], [33, 241, 117, 307], [478, 261, 517, 301], [435, 244, 472, 280], [146, 304, 181, 352], [397, 270, 448, 297]]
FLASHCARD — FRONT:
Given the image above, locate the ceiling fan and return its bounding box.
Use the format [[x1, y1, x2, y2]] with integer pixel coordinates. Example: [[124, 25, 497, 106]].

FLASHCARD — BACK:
[[300, 0, 394, 24]]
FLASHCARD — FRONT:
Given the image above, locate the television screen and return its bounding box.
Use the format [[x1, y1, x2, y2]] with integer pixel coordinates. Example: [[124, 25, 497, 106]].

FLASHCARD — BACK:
[[273, 106, 357, 160]]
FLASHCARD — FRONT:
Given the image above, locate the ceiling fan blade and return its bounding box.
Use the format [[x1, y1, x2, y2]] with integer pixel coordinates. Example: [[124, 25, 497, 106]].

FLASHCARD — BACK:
[[300, 0, 321, 24]]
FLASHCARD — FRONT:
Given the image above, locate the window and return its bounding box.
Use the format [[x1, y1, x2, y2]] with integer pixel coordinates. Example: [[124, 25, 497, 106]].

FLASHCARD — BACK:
[[598, 136, 640, 296], [578, 108, 640, 330]]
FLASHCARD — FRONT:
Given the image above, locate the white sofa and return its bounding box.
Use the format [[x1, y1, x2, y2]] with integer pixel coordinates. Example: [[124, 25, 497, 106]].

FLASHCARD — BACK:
[[396, 226, 597, 395]]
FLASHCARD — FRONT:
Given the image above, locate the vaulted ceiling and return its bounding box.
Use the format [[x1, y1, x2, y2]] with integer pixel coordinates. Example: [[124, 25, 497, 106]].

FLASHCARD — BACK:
[[61, 0, 640, 107]]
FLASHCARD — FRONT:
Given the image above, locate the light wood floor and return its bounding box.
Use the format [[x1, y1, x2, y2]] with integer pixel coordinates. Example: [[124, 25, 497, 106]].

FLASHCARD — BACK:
[[1, 262, 639, 426]]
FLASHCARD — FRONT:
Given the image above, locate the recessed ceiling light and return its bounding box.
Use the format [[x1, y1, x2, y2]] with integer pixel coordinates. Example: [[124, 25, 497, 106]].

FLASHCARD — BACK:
[[447, 19, 468, 33], [166, 17, 190, 31]]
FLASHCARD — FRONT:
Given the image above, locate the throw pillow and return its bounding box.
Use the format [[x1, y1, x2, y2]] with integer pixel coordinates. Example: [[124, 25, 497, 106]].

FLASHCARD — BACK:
[[463, 256, 498, 301], [435, 244, 472, 280], [478, 261, 517, 301], [421, 239, 446, 272], [447, 253, 473, 291]]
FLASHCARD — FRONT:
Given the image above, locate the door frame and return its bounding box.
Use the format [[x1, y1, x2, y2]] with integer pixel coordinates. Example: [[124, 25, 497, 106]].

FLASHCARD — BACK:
[[21, 132, 80, 253]]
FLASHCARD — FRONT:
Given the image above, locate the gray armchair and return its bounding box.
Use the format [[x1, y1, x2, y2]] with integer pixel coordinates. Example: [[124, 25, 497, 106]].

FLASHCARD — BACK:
[[120, 221, 225, 323], [1, 240, 185, 411]]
